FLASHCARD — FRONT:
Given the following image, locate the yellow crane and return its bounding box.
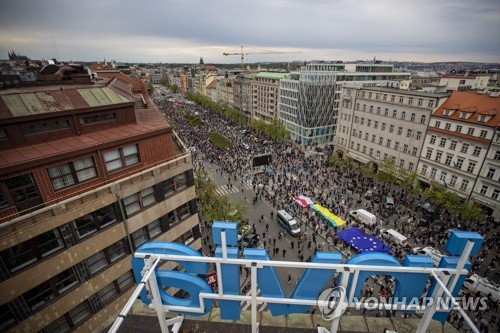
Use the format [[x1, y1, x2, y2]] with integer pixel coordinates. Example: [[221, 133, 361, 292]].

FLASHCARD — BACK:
[[223, 45, 301, 67]]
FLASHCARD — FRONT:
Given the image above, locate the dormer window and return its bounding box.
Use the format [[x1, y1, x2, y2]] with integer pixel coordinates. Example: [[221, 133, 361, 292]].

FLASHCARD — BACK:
[[459, 112, 467, 119], [443, 109, 452, 116], [478, 115, 491, 123]]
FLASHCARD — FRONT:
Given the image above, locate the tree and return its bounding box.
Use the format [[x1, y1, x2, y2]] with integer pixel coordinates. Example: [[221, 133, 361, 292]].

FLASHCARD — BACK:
[[194, 168, 248, 225], [460, 200, 485, 223], [330, 152, 341, 166]]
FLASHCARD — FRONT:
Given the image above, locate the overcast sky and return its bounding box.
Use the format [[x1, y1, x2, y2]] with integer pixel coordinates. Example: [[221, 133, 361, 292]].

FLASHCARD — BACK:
[[1, 0, 499, 63]]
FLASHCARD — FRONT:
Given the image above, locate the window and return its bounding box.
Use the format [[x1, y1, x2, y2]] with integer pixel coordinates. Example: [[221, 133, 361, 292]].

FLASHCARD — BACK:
[[407, 98, 413, 105], [381, 123, 386, 131], [426, 148, 433, 159], [492, 189, 499, 200], [399, 159, 405, 168], [117, 270, 135, 291], [461, 143, 469, 154], [449, 140, 457, 151], [48, 157, 97, 190], [104, 144, 139, 172], [416, 131, 422, 140], [386, 139, 391, 148], [20, 119, 70, 135], [445, 155, 452, 166], [467, 162, 476, 173], [374, 121, 378, 129], [401, 111, 406, 120], [445, 123, 451, 130], [68, 300, 92, 326], [361, 118, 365, 125], [123, 187, 156, 216], [456, 125, 463, 133], [367, 119, 371, 127], [73, 205, 118, 239], [435, 151, 442, 162], [417, 99, 423, 106], [408, 162, 414, 171], [394, 142, 400, 150], [177, 229, 194, 245], [392, 110, 397, 118], [480, 130, 487, 138], [480, 185, 488, 195], [99, 282, 118, 305], [440, 171, 447, 182], [430, 168, 437, 179], [467, 128, 475, 136], [455, 158, 464, 169], [0, 304, 16, 332], [397, 127, 402, 135], [428, 100, 434, 108], [406, 129, 412, 138], [399, 97, 404, 103], [420, 164, 428, 176], [389, 125, 394, 133], [420, 115, 426, 124], [449, 175, 457, 187], [24, 268, 78, 312], [131, 219, 163, 249], [379, 137, 383, 145], [486, 168, 496, 179], [410, 113, 416, 121], [430, 135, 436, 144], [371, 134, 375, 142], [43, 316, 70, 333], [439, 138, 446, 147], [177, 203, 191, 220], [472, 146, 481, 157], [391, 95, 395, 102], [412, 147, 418, 156], [80, 112, 116, 124], [460, 179, 469, 192], [86, 239, 127, 275], [495, 151, 500, 160], [384, 108, 389, 116]]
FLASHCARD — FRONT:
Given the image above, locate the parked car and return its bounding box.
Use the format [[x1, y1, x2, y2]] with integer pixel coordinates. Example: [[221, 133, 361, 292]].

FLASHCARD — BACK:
[[412, 246, 443, 266], [380, 228, 408, 246], [237, 224, 252, 241], [241, 233, 260, 248], [463, 274, 500, 301], [364, 190, 373, 199], [349, 209, 377, 226]]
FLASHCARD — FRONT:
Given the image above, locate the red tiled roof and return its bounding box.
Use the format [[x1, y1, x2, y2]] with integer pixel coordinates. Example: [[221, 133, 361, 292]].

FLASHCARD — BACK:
[[89, 63, 113, 71], [203, 64, 217, 71], [206, 80, 217, 89], [433, 92, 500, 127]]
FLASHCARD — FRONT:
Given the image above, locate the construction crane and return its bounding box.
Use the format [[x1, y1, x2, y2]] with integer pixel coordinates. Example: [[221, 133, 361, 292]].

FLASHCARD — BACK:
[[223, 45, 301, 67]]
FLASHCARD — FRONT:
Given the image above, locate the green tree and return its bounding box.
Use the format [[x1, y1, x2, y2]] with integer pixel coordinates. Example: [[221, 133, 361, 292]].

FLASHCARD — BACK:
[[460, 200, 485, 223]]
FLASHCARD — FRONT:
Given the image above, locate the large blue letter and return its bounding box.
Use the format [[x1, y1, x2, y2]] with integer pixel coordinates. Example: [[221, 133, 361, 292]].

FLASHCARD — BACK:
[[131, 241, 214, 316]]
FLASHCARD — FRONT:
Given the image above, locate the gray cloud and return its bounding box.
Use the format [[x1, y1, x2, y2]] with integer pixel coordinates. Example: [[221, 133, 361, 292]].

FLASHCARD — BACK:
[[0, 0, 499, 63]]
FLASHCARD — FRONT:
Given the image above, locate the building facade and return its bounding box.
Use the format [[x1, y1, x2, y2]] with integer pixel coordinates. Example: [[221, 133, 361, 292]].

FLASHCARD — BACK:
[[278, 62, 411, 145], [335, 86, 449, 173], [417, 92, 500, 204], [0, 76, 201, 332], [251, 72, 289, 123]]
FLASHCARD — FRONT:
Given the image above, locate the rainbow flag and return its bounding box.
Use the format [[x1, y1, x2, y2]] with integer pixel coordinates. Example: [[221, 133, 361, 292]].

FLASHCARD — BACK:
[[311, 203, 346, 228]]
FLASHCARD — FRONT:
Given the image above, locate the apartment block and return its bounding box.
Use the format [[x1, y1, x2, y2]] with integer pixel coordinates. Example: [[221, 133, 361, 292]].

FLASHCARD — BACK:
[[335, 85, 449, 173], [0, 74, 201, 332], [417, 92, 500, 205], [251, 72, 289, 123]]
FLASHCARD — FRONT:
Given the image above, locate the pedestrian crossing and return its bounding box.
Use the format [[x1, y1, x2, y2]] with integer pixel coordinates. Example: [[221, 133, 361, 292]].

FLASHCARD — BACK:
[[215, 180, 253, 195], [241, 288, 268, 311]]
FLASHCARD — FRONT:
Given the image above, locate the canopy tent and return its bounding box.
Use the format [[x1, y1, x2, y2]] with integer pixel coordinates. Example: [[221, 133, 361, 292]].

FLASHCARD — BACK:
[[337, 227, 391, 253], [293, 195, 313, 208], [310, 203, 346, 228]]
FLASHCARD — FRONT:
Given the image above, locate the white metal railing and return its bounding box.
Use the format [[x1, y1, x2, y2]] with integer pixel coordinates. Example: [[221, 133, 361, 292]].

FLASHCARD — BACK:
[[109, 232, 479, 333]]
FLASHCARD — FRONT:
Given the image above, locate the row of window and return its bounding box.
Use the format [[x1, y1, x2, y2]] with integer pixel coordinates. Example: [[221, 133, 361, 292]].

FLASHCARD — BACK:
[[428, 135, 483, 156], [355, 104, 428, 124], [420, 165, 470, 192], [424, 148, 478, 173], [0, 171, 193, 276], [46, 144, 140, 191], [349, 142, 414, 171], [479, 185, 500, 200], [351, 131, 420, 156], [433, 120, 488, 138], [358, 90, 435, 108]]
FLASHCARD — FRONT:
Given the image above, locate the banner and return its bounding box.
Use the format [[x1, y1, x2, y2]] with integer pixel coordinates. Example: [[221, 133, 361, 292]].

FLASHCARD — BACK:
[[311, 203, 346, 227]]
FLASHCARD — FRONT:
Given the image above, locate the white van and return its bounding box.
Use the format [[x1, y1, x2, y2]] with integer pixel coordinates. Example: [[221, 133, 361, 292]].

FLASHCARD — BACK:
[[276, 210, 301, 236], [349, 209, 377, 226], [385, 197, 395, 209], [380, 228, 408, 246], [463, 274, 500, 301], [412, 246, 443, 266]]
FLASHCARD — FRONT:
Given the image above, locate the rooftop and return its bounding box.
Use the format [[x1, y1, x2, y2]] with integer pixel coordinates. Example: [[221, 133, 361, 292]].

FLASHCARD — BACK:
[[255, 72, 290, 79], [433, 91, 500, 126], [358, 86, 451, 98], [0, 85, 131, 119]]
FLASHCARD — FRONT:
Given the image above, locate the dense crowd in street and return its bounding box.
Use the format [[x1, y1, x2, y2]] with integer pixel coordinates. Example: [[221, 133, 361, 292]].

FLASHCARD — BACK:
[[154, 92, 499, 332]]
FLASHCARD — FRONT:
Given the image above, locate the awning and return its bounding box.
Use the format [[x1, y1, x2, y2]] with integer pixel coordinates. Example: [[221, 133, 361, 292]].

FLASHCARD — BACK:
[[348, 152, 370, 164]]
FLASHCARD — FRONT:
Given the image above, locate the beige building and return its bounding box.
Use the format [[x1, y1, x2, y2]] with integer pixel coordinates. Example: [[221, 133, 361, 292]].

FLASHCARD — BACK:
[[251, 72, 289, 123], [417, 91, 500, 201], [0, 73, 201, 332], [335, 85, 449, 173]]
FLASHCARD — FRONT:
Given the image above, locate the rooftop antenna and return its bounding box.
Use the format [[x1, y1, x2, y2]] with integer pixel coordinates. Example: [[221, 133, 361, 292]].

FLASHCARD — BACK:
[[51, 31, 60, 60]]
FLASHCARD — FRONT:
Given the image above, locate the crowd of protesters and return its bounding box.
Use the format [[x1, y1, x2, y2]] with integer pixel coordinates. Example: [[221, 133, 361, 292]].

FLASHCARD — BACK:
[[154, 91, 499, 332]]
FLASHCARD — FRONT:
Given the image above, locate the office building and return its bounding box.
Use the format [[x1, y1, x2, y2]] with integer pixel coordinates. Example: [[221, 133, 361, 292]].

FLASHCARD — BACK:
[[0, 73, 200, 332], [278, 62, 411, 145], [335, 85, 449, 173]]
